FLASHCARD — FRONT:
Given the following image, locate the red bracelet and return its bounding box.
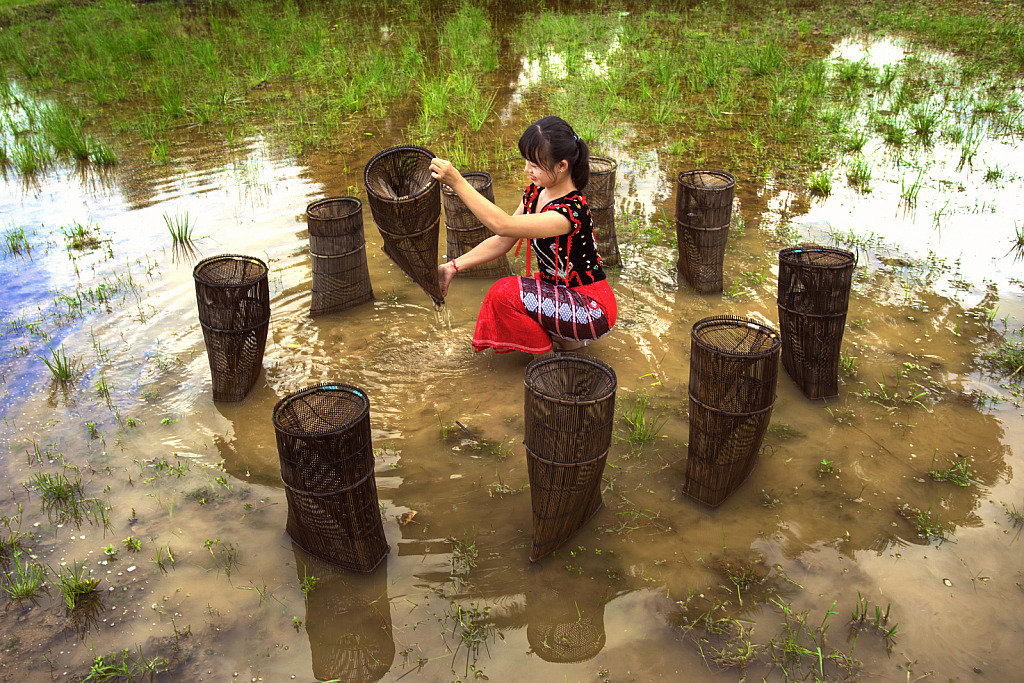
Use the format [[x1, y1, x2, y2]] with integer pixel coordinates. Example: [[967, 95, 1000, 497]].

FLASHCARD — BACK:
[[451, 259, 459, 274]]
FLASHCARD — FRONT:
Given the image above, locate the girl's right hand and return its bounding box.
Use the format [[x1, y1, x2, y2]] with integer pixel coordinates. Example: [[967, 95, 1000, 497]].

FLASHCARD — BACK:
[[430, 157, 460, 187], [437, 261, 456, 298]]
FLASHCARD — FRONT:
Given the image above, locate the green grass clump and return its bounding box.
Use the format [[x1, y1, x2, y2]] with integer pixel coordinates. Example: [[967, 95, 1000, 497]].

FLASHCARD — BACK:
[[38, 344, 78, 382], [983, 329, 1024, 380], [846, 158, 871, 189], [1, 225, 30, 256], [61, 219, 102, 250], [40, 103, 91, 159], [907, 104, 939, 139], [744, 41, 783, 76], [928, 452, 979, 486], [807, 170, 832, 196], [621, 389, 667, 445], [2, 553, 48, 600], [82, 647, 168, 682], [163, 210, 195, 245], [50, 560, 100, 609]]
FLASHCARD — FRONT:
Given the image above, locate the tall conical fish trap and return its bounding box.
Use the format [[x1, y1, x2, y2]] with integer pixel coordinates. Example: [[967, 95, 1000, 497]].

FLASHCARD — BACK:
[[293, 544, 394, 683], [306, 197, 375, 316], [193, 254, 270, 402], [777, 246, 856, 399], [274, 383, 389, 572], [363, 146, 444, 305], [684, 316, 780, 507], [526, 584, 607, 663], [442, 172, 512, 278], [524, 355, 616, 561], [675, 170, 735, 293], [584, 156, 621, 267]]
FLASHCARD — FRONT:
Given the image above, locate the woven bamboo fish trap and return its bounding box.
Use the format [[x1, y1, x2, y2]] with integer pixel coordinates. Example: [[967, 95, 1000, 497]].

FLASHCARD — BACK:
[[306, 197, 375, 316], [526, 584, 607, 663], [777, 246, 856, 399], [363, 146, 444, 305], [684, 316, 780, 507], [193, 254, 270, 402], [584, 156, 617, 209], [442, 172, 513, 278], [590, 204, 621, 268], [293, 544, 394, 683], [583, 156, 621, 267], [675, 170, 735, 293], [274, 384, 389, 572], [524, 355, 616, 561]]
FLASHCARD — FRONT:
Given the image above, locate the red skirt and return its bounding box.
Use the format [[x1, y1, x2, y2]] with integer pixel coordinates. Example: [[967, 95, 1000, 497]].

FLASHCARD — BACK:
[[472, 277, 617, 354]]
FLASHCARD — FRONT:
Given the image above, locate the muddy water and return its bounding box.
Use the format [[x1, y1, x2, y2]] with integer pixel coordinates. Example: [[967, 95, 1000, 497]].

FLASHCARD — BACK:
[[1, 32, 1023, 683]]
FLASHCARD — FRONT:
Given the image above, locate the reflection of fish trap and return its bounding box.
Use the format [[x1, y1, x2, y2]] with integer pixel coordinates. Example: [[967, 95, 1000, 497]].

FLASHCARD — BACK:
[[584, 156, 620, 267], [684, 316, 780, 507], [306, 197, 374, 316], [526, 585, 606, 663], [777, 246, 856, 400], [442, 172, 512, 278], [293, 544, 395, 683], [274, 384, 389, 572], [363, 146, 444, 305], [193, 254, 270, 402], [524, 355, 616, 561], [675, 170, 735, 293]]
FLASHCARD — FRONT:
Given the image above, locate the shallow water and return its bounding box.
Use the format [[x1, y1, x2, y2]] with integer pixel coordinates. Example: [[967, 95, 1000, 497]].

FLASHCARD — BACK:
[[1, 12, 1023, 683]]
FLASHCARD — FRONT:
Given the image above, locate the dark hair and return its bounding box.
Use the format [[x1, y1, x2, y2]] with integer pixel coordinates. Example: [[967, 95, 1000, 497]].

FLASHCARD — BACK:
[[518, 116, 590, 191]]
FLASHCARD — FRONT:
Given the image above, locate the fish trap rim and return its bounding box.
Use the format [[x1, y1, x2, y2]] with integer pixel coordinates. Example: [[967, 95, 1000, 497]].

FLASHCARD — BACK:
[[779, 245, 857, 270], [691, 315, 781, 359], [272, 383, 371, 439], [193, 253, 268, 289], [306, 196, 362, 223], [524, 354, 618, 407], [363, 145, 438, 204], [676, 169, 736, 191]]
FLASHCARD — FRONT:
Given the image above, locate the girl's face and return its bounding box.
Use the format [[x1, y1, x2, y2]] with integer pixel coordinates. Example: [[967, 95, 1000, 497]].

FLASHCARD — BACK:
[[524, 157, 567, 187]]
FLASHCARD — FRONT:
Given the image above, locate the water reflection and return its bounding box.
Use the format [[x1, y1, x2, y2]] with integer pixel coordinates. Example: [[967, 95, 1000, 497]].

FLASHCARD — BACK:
[[293, 544, 394, 683], [523, 567, 611, 663], [212, 371, 284, 486]]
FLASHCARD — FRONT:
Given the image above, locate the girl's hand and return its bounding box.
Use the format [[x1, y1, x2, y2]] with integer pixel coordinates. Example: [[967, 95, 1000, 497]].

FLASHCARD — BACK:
[[437, 261, 456, 298], [430, 157, 460, 187]]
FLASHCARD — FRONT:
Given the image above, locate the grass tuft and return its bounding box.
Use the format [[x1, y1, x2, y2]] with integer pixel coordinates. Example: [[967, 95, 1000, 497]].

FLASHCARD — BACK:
[[50, 560, 101, 610], [38, 344, 78, 382], [163, 211, 195, 245], [621, 389, 668, 445], [808, 170, 832, 196]]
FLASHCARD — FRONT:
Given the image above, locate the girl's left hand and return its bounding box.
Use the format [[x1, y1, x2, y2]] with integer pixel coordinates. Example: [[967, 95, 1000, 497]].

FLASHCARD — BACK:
[[430, 157, 460, 186]]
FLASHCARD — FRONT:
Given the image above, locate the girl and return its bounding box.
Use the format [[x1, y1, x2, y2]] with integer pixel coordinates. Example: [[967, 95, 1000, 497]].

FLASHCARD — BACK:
[[430, 116, 617, 355]]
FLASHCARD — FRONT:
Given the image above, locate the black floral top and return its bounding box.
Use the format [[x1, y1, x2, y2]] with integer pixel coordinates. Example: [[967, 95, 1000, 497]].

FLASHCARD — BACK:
[[522, 184, 606, 288]]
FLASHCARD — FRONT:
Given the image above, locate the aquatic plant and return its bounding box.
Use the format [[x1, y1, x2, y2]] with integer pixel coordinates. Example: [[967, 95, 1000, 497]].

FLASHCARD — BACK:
[[163, 210, 195, 245], [744, 40, 783, 76], [38, 344, 78, 382], [50, 560, 101, 609], [1, 226, 30, 256], [620, 389, 667, 445], [807, 170, 832, 196], [907, 104, 940, 139], [928, 452, 979, 487], [61, 219, 102, 250], [845, 158, 871, 189], [40, 103, 91, 160], [2, 553, 48, 600], [982, 327, 1024, 381], [82, 646, 168, 682], [897, 503, 949, 542]]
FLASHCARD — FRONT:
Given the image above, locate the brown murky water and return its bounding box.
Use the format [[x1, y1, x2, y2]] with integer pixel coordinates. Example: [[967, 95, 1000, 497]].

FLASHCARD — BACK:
[[1, 18, 1022, 683]]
